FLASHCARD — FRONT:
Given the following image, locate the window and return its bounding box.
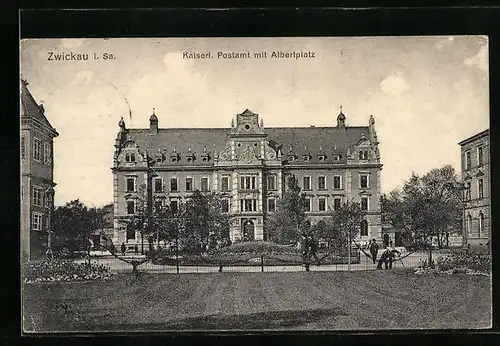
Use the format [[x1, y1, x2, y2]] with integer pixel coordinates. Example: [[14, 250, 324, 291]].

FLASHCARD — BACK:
[[125, 153, 136, 163], [303, 176, 311, 190], [126, 177, 136, 192], [465, 151, 471, 170], [318, 197, 326, 212], [43, 142, 51, 165], [126, 227, 135, 240], [478, 179, 484, 199], [170, 178, 178, 192], [358, 150, 368, 160], [267, 174, 277, 190], [187, 156, 194, 163], [302, 155, 310, 162], [154, 177, 163, 192], [31, 212, 43, 231], [359, 174, 369, 189], [333, 197, 341, 211], [185, 177, 194, 192], [221, 199, 229, 213], [360, 197, 369, 211], [201, 177, 209, 191], [170, 200, 178, 214], [318, 176, 326, 190], [333, 155, 341, 162], [304, 197, 312, 212], [33, 187, 43, 206], [33, 138, 42, 161], [478, 212, 484, 237], [127, 201, 135, 214], [333, 176, 342, 189], [155, 200, 163, 212], [268, 198, 276, 212], [171, 156, 179, 163], [240, 199, 257, 212], [288, 156, 295, 162], [240, 175, 257, 190], [221, 176, 230, 191], [156, 155, 163, 163], [360, 220, 368, 236], [318, 155, 326, 161], [465, 182, 471, 200], [477, 146, 483, 166], [21, 137, 25, 159]]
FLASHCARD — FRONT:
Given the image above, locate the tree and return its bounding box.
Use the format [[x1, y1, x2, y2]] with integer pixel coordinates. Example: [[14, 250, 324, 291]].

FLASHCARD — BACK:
[[266, 176, 308, 244], [52, 200, 102, 257], [327, 199, 366, 252], [382, 165, 463, 265], [182, 190, 231, 254]]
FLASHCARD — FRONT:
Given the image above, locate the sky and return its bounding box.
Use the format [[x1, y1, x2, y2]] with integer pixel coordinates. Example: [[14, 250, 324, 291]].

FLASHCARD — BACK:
[[20, 37, 489, 207]]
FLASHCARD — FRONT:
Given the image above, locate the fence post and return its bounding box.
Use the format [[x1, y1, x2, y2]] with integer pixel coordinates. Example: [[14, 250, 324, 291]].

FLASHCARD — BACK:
[[261, 255, 264, 272]]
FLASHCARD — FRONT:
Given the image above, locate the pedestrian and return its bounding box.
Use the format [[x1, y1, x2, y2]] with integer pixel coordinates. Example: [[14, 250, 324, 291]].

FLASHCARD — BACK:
[[300, 233, 308, 263], [307, 234, 321, 266], [377, 248, 401, 269], [134, 244, 138, 255], [368, 238, 379, 264], [121, 242, 126, 256]]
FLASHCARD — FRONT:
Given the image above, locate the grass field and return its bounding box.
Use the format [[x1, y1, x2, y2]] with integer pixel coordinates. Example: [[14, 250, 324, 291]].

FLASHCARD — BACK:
[[22, 270, 491, 332]]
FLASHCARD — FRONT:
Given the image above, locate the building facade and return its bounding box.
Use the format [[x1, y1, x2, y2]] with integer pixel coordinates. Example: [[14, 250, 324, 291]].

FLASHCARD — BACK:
[[112, 108, 383, 249], [21, 80, 59, 261], [459, 129, 490, 247]]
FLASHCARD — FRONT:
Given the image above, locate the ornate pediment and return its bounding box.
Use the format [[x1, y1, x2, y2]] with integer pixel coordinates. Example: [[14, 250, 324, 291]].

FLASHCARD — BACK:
[[235, 143, 259, 164], [219, 143, 232, 161]]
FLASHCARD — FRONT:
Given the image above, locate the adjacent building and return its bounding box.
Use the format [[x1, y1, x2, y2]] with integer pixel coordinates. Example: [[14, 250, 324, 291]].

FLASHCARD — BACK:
[[20, 80, 59, 261], [459, 129, 490, 248], [112, 108, 383, 250]]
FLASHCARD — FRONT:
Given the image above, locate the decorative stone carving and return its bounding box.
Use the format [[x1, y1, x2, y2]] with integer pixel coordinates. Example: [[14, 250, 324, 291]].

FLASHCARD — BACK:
[[238, 144, 258, 163]]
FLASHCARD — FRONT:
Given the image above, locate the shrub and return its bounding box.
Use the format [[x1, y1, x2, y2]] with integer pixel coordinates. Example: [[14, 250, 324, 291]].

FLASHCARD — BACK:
[[216, 241, 301, 256], [417, 251, 491, 275], [435, 251, 491, 273], [23, 258, 114, 283]]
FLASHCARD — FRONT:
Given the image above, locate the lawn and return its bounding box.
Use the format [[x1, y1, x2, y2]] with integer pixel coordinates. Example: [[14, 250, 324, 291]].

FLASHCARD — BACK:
[[22, 270, 491, 332]]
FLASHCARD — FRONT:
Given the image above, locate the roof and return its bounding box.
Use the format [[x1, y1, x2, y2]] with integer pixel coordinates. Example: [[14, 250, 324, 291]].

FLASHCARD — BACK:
[[20, 80, 58, 135], [125, 125, 371, 165], [458, 129, 489, 146]]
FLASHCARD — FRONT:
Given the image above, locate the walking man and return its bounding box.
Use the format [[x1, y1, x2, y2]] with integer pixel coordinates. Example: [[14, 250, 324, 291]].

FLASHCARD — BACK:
[[368, 238, 379, 264], [307, 234, 321, 266], [121, 242, 126, 256]]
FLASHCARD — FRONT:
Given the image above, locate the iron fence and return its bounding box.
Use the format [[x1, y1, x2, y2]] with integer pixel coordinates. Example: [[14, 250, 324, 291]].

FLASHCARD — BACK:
[[75, 248, 428, 274]]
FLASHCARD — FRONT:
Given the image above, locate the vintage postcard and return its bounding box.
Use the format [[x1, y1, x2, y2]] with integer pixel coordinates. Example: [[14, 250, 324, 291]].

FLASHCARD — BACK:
[[20, 36, 491, 332]]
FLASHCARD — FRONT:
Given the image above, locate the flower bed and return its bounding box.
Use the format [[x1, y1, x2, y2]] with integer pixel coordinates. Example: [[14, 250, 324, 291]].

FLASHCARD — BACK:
[[415, 251, 491, 276], [23, 258, 115, 283]]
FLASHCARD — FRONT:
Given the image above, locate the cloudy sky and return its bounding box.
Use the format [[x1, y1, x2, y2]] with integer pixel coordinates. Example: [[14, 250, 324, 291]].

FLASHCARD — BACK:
[[20, 37, 489, 207]]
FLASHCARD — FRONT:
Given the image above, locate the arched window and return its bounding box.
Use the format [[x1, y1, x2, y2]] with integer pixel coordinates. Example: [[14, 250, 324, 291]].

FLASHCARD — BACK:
[[467, 213, 472, 234], [360, 220, 368, 237], [125, 153, 130, 162], [478, 212, 484, 237]]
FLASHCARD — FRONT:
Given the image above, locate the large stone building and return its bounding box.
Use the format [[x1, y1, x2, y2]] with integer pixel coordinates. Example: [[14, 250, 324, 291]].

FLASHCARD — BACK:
[[21, 80, 59, 261], [112, 108, 382, 250], [459, 129, 490, 248]]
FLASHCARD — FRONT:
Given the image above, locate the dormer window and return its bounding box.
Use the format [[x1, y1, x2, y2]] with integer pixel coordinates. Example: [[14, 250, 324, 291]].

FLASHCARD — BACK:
[[187, 156, 194, 163], [333, 154, 341, 161], [288, 156, 295, 162], [358, 150, 368, 160], [202, 156, 209, 163], [318, 154, 327, 161], [125, 153, 136, 163], [186, 148, 195, 163], [171, 153, 179, 162], [302, 155, 311, 162]]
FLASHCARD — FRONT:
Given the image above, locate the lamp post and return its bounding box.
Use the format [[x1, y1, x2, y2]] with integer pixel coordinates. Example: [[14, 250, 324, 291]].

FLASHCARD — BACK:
[[45, 186, 55, 259]]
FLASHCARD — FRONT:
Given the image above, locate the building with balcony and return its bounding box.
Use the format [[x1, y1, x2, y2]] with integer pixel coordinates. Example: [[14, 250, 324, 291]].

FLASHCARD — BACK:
[[459, 129, 490, 248], [111, 107, 383, 247], [21, 79, 59, 261]]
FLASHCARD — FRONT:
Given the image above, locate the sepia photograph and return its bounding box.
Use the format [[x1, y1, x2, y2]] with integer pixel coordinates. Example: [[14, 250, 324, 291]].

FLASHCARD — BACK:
[[20, 36, 491, 332]]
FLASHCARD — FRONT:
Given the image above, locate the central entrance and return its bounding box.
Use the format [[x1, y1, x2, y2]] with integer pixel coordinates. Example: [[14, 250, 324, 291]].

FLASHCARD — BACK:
[[242, 219, 255, 241]]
